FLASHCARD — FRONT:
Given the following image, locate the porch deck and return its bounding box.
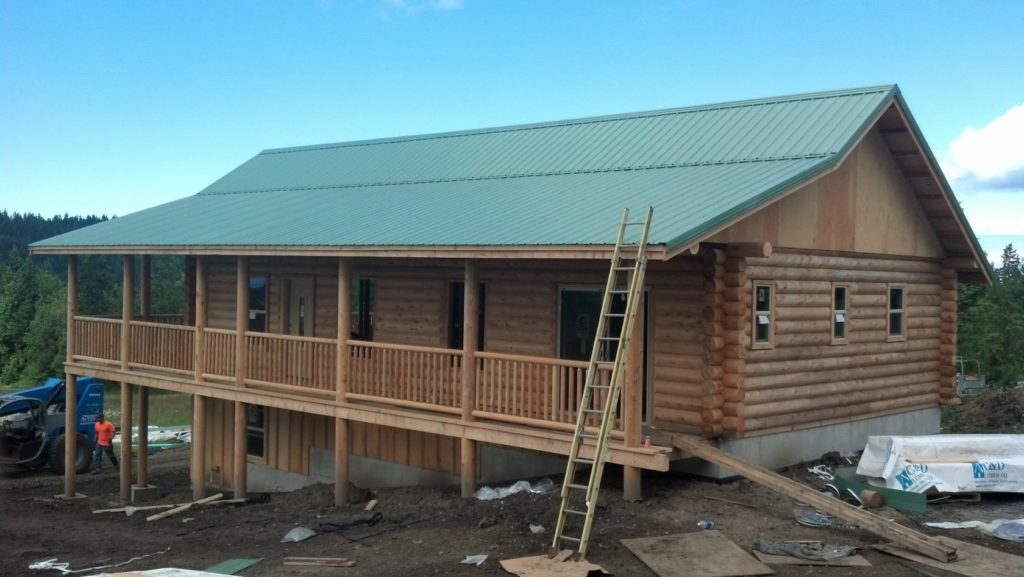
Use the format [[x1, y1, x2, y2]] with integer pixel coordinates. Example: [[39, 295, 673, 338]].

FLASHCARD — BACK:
[[71, 315, 672, 471]]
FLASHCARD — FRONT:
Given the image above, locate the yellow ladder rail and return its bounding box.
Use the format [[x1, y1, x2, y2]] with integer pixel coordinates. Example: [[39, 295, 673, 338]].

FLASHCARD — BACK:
[[550, 206, 652, 559]]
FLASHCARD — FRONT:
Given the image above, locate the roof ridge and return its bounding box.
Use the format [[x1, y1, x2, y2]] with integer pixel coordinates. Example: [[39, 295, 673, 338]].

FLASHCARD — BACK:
[[259, 85, 896, 156], [200, 151, 833, 196]]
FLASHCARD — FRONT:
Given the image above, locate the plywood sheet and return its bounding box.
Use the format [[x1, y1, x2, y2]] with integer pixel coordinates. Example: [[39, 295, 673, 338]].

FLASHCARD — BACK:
[[499, 555, 607, 576], [874, 536, 1024, 577], [620, 531, 773, 577]]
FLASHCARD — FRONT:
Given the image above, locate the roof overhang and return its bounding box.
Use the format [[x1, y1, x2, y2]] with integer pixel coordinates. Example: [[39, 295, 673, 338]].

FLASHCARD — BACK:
[[29, 243, 673, 261]]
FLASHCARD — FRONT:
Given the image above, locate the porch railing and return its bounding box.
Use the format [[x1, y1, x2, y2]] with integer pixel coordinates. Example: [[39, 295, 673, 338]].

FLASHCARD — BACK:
[[246, 332, 336, 393], [474, 351, 617, 429], [72, 316, 121, 364], [129, 320, 194, 374], [347, 340, 462, 414], [203, 328, 236, 380], [70, 317, 618, 431]]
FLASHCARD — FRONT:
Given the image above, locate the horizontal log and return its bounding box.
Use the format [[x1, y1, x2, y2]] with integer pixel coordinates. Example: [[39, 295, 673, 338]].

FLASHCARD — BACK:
[[722, 388, 745, 403], [745, 348, 939, 379], [724, 258, 746, 273], [722, 402, 743, 417], [775, 294, 832, 307], [704, 279, 726, 293], [776, 306, 831, 321], [745, 266, 942, 285], [703, 350, 725, 365], [722, 301, 747, 316], [769, 280, 832, 294], [720, 416, 744, 433], [745, 381, 938, 420], [743, 393, 939, 432], [750, 252, 941, 274], [701, 408, 724, 422], [745, 337, 938, 363], [703, 307, 725, 322], [702, 423, 724, 437], [722, 373, 744, 388], [702, 366, 724, 380], [703, 395, 724, 410], [652, 407, 704, 427], [774, 319, 831, 335], [744, 369, 940, 407], [656, 382, 705, 399], [726, 241, 772, 258]]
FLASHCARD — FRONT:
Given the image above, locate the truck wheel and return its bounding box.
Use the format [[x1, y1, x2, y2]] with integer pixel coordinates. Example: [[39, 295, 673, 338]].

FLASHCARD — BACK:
[[49, 434, 93, 475]]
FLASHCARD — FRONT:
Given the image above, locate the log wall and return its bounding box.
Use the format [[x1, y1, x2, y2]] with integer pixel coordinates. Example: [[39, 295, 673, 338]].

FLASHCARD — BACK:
[[732, 251, 945, 437]]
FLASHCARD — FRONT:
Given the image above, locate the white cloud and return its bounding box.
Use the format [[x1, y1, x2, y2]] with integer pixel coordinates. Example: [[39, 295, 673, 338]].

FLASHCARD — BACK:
[[381, 0, 463, 14], [941, 102, 1024, 193], [959, 191, 1024, 235]]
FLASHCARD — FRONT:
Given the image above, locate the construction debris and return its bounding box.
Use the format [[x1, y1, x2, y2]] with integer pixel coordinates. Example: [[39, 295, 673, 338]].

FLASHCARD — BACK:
[[461, 554, 488, 566], [283, 556, 354, 567], [499, 554, 607, 577], [28, 547, 170, 574], [673, 434, 958, 563], [621, 531, 772, 577], [203, 558, 262, 575], [146, 493, 223, 522], [875, 536, 1024, 577], [923, 518, 1024, 542], [751, 540, 858, 562], [364, 499, 378, 511]]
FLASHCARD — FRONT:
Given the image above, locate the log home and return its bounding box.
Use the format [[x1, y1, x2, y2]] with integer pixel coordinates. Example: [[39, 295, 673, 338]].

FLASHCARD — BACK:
[[32, 85, 990, 502]]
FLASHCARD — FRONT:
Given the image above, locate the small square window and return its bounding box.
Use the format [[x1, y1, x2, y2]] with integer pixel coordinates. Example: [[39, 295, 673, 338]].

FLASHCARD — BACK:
[[752, 283, 773, 349], [832, 284, 848, 344]]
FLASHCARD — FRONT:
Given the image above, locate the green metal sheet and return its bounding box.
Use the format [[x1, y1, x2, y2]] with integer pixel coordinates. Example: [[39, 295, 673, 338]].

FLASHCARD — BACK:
[[33, 84, 983, 259]]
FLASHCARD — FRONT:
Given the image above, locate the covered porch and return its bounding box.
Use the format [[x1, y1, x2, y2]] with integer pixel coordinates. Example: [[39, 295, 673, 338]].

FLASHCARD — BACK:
[[59, 254, 672, 505]]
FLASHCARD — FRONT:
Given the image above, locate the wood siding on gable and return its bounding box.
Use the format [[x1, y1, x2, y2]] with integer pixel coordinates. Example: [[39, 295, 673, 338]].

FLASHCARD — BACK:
[[732, 252, 945, 437], [707, 129, 945, 259]]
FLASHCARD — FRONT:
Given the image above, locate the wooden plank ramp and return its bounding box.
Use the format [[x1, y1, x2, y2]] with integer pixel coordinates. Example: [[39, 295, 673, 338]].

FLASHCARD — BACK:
[[671, 435, 957, 563]]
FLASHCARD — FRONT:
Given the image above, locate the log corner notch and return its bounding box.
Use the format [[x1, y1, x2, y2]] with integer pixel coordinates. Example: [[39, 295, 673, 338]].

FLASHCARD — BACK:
[[718, 249, 749, 438], [700, 248, 726, 438], [938, 264, 959, 406], [671, 435, 957, 564]]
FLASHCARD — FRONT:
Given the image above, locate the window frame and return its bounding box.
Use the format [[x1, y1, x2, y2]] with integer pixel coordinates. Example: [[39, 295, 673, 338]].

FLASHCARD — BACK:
[[751, 282, 775, 350], [831, 283, 849, 345], [248, 275, 268, 332], [886, 284, 907, 342], [246, 404, 267, 463]]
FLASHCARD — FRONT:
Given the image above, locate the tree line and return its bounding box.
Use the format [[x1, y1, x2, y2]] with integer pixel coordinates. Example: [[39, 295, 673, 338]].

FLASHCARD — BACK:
[[0, 212, 183, 388], [958, 244, 1024, 388]]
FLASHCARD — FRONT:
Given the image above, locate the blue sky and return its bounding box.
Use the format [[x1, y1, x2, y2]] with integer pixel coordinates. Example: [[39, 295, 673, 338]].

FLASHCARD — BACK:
[[2, 1, 1022, 262]]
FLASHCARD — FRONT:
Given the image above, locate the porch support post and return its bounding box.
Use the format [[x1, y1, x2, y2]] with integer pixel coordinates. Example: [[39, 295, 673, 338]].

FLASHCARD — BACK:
[[622, 292, 644, 501], [63, 255, 79, 497], [192, 256, 207, 499], [233, 256, 249, 500], [334, 258, 352, 506], [460, 260, 479, 498], [137, 255, 151, 488], [120, 255, 134, 504]]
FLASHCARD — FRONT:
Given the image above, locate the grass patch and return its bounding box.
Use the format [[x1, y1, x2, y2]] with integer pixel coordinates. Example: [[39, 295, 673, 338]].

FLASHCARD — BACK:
[[103, 384, 193, 428]]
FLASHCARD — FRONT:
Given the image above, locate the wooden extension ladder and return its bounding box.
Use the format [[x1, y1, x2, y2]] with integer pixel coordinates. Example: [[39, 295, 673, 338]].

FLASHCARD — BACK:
[[550, 207, 653, 559]]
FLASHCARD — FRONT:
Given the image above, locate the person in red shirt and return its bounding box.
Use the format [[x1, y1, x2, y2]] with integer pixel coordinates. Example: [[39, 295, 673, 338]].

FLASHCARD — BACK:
[[92, 414, 119, 474]]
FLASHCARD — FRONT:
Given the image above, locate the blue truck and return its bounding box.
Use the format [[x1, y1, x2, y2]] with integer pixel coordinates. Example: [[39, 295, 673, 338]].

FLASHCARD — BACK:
[[0, 377, 104, 474]]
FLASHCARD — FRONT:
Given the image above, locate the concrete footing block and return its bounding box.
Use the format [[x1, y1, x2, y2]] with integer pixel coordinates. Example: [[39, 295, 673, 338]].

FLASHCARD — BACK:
[[54, 492, 87, 500]]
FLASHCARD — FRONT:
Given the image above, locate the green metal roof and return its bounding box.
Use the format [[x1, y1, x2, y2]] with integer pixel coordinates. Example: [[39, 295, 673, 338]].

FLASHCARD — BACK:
[[32, 85, 971, 257]]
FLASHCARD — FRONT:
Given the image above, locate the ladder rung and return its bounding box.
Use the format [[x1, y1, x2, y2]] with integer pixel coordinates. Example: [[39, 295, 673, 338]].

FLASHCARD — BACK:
[[582, 408, 603, 414], [603, 313, 625, 318], [624, 221, 645, 226], [560, 535, 581, 543], [579, 433, 599, 439], [566, 508, 588, 516], [573, 457, 594, 465], [614, 266, 634, 271], [588, 384, 611, 390], [609, 289, 629, 294], [598, 336, 618, 341], [568, 483, 588, 491]]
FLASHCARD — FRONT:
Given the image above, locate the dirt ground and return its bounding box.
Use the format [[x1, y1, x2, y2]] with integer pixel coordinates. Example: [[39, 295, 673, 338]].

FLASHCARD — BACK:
[[3, 447, 1023, 577]]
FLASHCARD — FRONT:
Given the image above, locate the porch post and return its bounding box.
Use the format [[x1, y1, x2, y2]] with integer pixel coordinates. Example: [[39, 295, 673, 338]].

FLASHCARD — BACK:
[[63, 255, 79, 497], [192, 256, 207, 499], [622, 292, 645, 501], [460, 260, 479, 498], [120, 255, 134, 504], [137, 255, 151, 488], [233, 256, 249, 499], [335, 258, 352, 506]]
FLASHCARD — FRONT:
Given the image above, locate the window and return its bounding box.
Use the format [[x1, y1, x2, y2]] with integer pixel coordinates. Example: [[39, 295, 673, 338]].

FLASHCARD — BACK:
[[558, 287, 651, 421], [831, 284, 848, 344], [246, 405, 266, 460], [752, 283, 774, 348], [354, 278, 375, 340], [248, 275, 267, 332], [887, 285, 906, 341], [448, 281, 486, 350]]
